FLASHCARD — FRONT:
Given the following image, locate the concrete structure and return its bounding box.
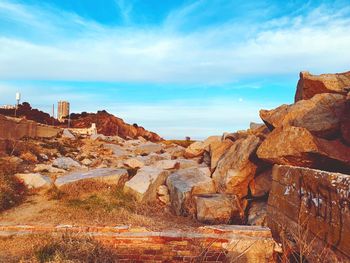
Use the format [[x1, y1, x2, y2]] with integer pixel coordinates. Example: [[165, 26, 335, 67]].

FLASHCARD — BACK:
[[69, 123, 97, 136], [0, 114, 60, 140], [267, 165, 350, 262], [57, 101, 70, 122]]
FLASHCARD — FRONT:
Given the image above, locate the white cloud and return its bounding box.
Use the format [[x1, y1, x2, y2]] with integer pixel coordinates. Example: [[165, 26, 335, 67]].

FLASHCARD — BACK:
[[0, 1, 349, 83]]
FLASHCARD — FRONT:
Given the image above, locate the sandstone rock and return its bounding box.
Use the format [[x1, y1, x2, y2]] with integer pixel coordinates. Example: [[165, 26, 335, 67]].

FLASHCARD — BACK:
[[134, 142, 162, 155], [158, 195, 170, 205], [249, 169, 272, 197], [212, 135, 261, 198], [341, 97, 350, 145], [195, 194, 244, 224], [136, 152, 171, 166], [62, 129, 75, 139], [295, 71, 350, 101], [198, 166, 211, 177], [81, 158, 92, 166], [166, 168, 216, 216], [124, 166, 170, 202], [55, 168, 128, 187], [164, 145, 185, 158], [221, 130, 249, 142], [184, 136, 221, 158], [15, 173, 52, 189], [154, 160, 179, 170], [209, 139, 234, 172], [39, 153, 49, 161], [157, 185, 169, 196], [257, 126, 350, 173], [177, 159, 199, 169], [52, 157, 81, 170], [104, 144, 128, 157], [34, 164, 65, 174], [90, 134, 108, 141], [250, 122, 265, 130], [260, 93, 347, 138], [184, 141, 205, 158], [123, 158, 145, 169], [247, 202, 267, 226], [20, 152, 38, 163]]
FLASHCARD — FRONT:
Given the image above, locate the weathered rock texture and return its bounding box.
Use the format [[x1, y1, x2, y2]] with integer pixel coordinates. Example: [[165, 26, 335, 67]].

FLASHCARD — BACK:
[[166, 168, 216, 216], [257, 126, 350, 173], [212, 135, 261, 198], [267, 165, 350, 262], [260, 93, 346, 138], [124, 166, 170, 202], [295, 71, 350, 102]]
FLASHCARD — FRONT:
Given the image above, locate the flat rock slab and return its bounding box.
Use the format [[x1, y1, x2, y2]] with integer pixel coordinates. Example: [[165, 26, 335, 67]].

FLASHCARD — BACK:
[[52, 157, 81, 170], [55, 168, 128, 187], [134, 142, 162, 155], [124, 166, 170, 202], [15, 173, 52, 189]]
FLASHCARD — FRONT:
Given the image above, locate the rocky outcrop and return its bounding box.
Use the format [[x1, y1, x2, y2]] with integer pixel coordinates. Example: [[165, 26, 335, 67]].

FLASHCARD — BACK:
[[166, 168, 216, 216], [70, 110, 162, 142], [212, 135, 262, 199], [208, 139, 234, 172], [267, 165, 350, 262], [257, 126, 350, 173], [260, 93, 346, 138], [295, 71, 350, 101]]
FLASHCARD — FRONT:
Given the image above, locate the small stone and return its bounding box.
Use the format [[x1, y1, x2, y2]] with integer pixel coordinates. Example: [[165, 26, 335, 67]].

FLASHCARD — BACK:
[[52, 157, 81, 170], [157, 185, 169, 196]]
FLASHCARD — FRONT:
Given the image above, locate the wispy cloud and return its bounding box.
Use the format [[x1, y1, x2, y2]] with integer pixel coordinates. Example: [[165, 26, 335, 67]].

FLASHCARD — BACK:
[[0, 0, 349, 83]]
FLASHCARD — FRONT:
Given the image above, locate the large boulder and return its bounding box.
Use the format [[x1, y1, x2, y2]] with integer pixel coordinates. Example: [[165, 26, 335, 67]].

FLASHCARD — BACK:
[[195, 194, 244, 224], [295, 71, 350, 102], [341, 95, 350, 145], [257, 126, 350, 173], [247, 201, 267, 226], [124, 166, 170, 202], [209, 139, 234, 172], [55, 168, 128, 187], [166, 167, 216, 216], [15, 173, 52, 189], [52, 157, 81, 170], [123, 158, 145, 169], [260, 93, 346, 138], [212, 135, 261, 199], [184, 136, 221, 158]]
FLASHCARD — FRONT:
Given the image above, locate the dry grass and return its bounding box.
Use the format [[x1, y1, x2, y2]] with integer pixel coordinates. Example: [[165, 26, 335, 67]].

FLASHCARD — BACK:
[[0, 234, 119, 262], [162, 139, 195, 148], [0, 158, 26, 211]]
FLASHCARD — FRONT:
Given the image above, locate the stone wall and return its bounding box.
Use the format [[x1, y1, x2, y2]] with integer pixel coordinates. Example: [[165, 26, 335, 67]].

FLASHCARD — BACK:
[[267, 165, 350, 262], [0, 224, 276, 262], [0, 114, 60, 140]]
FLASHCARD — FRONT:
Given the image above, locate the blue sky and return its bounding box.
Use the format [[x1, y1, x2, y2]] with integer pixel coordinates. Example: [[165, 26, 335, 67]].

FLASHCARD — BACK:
[[0, 0, 350, 139]]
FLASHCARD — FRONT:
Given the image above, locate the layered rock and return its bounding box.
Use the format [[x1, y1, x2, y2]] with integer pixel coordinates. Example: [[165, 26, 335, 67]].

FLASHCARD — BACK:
[[295, 71, 350, 101], [257, 126, 350, 173], [166, 168, 216, 216]]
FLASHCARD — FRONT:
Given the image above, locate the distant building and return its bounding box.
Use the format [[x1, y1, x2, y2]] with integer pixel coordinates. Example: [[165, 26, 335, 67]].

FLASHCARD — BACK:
[[58, 101, 70, 122], [0, 105, 16, 110]]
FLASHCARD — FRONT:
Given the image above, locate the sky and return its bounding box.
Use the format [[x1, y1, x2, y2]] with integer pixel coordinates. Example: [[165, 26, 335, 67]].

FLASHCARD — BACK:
[[0, 0, 350, 139]]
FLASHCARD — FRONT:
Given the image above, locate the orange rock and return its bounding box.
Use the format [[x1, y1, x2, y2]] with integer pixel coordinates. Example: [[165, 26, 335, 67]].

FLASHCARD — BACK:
[[295, 71, 350, 102]]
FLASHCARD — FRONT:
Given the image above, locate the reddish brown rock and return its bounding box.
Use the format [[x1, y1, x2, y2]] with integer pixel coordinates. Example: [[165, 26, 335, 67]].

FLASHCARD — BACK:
[[249, 169, 272, 198], [295, 71, 350, 102], [257, 126, 350, 173], [212, 135, 261, 199], [341, 95, 350, 145], [69, 110, 162, 142], [267, 165, 350, 262], [260, 93, 346, 138]]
